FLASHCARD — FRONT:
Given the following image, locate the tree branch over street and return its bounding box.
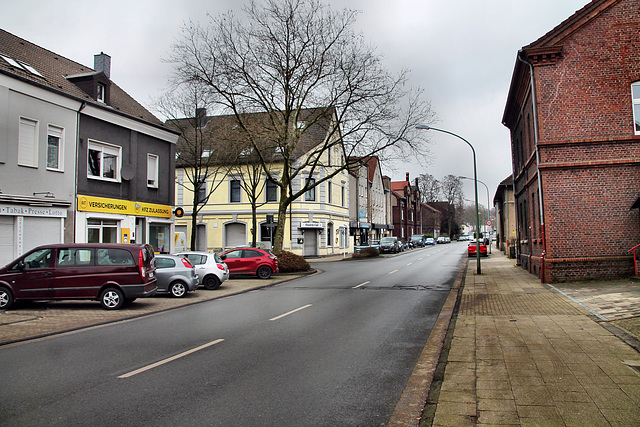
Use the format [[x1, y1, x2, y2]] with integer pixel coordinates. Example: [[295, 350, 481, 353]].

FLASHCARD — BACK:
[[167, 0, 435, 253]]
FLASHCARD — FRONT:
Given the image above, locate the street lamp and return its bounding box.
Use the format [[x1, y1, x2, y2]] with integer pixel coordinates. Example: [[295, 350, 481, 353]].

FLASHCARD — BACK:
[[416, 125, 482, 274], [459, 176, 491, 254]]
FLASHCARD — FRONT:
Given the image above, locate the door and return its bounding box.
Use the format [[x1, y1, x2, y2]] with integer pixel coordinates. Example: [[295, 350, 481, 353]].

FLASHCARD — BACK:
[[8, 247, 55, 299], [53, 248, 97, 298], [222, 249, 246, 274], [303, 230, 318, 257]]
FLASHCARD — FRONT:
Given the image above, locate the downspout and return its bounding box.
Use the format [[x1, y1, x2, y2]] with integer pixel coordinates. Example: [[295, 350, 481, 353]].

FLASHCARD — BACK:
[[74, 102, 87, 243], [517, 50, 547, 283]]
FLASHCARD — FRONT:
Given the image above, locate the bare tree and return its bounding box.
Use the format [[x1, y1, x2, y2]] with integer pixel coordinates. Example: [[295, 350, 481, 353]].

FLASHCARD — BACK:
[[417, 173, 441, 203], [440, 175, 463, 237], [167, 0, 434, 253], [158, 83, 236, 250]]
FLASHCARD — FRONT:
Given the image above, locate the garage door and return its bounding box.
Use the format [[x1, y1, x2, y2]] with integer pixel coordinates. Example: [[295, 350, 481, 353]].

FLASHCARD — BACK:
[[225, 223, 246, 248], [23, 217, 62, 252], [0, 217, 14, 266]]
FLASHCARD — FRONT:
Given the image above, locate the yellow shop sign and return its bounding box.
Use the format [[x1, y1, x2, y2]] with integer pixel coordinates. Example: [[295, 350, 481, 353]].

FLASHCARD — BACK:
[[77, 195, 171, 218]]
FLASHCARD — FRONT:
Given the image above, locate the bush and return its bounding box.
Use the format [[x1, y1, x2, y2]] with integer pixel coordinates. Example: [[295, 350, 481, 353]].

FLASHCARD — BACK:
[[353, 247, 379, 258], [277, 250, 311, 273]]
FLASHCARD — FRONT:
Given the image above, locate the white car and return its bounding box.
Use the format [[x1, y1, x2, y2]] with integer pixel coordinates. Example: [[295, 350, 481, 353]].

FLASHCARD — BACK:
[[173, 251, 230, 290]]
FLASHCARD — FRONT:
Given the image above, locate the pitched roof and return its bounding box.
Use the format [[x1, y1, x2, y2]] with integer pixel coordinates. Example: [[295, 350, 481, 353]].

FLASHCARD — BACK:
[[0, 29, 163, 126], [167, 107, 338, 166]]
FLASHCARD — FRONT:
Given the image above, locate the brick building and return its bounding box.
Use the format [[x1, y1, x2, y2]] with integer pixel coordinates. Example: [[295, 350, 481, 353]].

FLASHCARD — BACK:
[[502, 0, 640, 282], [390, 173, 421, 243]]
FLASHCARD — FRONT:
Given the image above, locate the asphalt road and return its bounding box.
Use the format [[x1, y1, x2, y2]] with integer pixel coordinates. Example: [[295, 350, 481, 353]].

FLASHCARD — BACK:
[[0, 243, 466, 426]]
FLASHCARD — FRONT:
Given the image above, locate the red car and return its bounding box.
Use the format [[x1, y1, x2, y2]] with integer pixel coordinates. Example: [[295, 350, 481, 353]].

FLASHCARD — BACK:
[[468, 242, 488, 257], [220, 248, 278, 279]]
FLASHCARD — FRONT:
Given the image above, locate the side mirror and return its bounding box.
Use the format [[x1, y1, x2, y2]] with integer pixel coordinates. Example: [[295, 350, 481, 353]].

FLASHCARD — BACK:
[[17, 261, 26, 271], [220, 254, 227, 260]]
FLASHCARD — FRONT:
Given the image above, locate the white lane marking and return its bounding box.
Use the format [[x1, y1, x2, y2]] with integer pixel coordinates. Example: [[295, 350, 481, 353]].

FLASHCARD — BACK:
[[418, 258, 424, 261], [269, 304, 313, 321], [407, 262, 413, 266], [118, 339, 225, 379], [388, 269, 398, 275], [353, 281, 370, 289]]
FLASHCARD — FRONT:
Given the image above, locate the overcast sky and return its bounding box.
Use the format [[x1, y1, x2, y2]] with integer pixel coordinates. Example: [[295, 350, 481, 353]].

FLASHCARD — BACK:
[[2, 0, 589, 207]]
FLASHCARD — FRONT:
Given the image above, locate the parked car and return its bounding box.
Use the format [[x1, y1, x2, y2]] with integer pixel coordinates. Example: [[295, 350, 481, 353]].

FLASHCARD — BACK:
[[174, 251, 229, 290], [410, 234, 426, 247], [425, 237, 435, 245], [468, 242, 488, 257], [436, 236, 446, 244], [154, 254, 198, 297], [0, 243, 157, 310], [379, 236, 401, 254], [220, 248, 278, 279], [444, 237, 451, 243]]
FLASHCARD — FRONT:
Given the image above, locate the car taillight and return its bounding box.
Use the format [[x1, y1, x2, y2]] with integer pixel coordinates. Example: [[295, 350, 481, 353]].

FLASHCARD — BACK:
[[269, 255, 277, 261], [216, 263, 226, 271], [181, 258, 193, 268], [139, 250, 146, 278]]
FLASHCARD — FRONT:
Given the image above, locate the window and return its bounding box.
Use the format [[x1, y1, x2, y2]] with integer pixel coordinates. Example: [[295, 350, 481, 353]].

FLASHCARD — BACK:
[[156, 257, 176, 269], [196, 177, 207, 204], [97, 83, 106, 103], [58, 248, 93, 266], [327, 223, 334, 247], [87, 219, 118, 243], [328, 182, 332, 204], [633, 82, 640, 134], [305, 178, 316, 201], [147, 154, 159, 188], [47, 125, 63, 170], [10, 248, 52, 270], [341, 185, 345, 207], [88, 140, 120, 181], [224, 249, 243, 259], [1, 54, 43, 77], [18, 117, 38, 167], [261, 221, 276, 243], [266, 178, 278, 202], [230, 179, 241, 203]]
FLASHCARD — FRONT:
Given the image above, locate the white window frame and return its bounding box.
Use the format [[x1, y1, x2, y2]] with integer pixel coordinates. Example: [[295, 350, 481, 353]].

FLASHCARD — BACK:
[[97, 83, 106, 103], [230, 177, 242, 203], [18, 117, 38, 168], [632, 82, 640, 135], [88, 140, 121, 182], [147, 154, 159, 188], [305, 177, 316, 201], [46, 124, 64, 171]]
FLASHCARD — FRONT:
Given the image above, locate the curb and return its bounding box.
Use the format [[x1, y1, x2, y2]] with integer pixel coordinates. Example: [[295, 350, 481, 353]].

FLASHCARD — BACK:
[[387, 257, 468, 426]]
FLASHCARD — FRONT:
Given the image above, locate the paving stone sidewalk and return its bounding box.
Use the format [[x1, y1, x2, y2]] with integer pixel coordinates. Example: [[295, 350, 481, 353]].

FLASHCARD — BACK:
[[431, 254, 640, 426]]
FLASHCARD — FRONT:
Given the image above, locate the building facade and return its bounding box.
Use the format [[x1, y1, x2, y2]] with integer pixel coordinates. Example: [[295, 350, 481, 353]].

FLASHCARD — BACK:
[[502, 0, 640, 281], [0, 30, 179, 264], [493, 175, 516, 255], [172, 109, 352, 257]]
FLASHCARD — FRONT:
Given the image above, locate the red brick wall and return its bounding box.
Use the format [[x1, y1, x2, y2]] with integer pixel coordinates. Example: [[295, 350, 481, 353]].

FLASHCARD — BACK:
[[508, 0, 640, 282]]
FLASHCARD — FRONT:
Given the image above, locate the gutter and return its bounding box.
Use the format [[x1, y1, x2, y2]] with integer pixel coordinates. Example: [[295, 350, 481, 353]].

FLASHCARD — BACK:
[[517, 50, 547, 283]]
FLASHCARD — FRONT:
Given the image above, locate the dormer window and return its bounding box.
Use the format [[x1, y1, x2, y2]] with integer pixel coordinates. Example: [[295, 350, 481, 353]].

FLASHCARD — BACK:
[[97, 83, 106, 103]]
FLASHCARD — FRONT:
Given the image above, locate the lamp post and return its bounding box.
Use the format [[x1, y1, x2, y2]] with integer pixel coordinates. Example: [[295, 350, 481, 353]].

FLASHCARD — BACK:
[[416, 125, 482, 274], [460, 176, 492, 254]]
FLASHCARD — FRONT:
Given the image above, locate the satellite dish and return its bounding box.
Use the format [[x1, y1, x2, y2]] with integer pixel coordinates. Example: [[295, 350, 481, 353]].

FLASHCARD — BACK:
[[121, 164, 135, 181]]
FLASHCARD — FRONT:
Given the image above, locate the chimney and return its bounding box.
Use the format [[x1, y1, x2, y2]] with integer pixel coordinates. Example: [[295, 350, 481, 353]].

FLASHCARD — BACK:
[[94, 52, 111, 79]]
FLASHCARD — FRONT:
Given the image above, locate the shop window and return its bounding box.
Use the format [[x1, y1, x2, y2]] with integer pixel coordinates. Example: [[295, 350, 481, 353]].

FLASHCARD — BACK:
[[18, 117, 38, 167], [88, 219, 118, 243], [88, 140, 120, 181], [147, 154, 159, 188], [149, 223, 170, 253]]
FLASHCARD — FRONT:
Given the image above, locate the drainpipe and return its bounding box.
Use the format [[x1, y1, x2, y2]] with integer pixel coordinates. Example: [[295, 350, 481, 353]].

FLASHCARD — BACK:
[[517, 50, 547, 283]]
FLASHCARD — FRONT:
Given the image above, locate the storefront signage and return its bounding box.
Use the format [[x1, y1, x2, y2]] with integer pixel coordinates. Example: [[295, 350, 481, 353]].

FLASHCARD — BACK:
[[0, 204, 67, 218], [300, 221, 323, 229], [77, 195, 171, 218]]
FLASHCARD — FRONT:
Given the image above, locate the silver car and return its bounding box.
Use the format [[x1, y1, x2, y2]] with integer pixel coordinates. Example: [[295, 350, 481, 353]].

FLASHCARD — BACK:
[[154, 254, 198, 298], [174, 251, 230, 290]]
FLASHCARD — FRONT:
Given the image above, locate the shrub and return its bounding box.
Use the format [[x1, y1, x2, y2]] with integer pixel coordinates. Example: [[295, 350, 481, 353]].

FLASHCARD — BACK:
[[353, 247, 379, 258], [277, 250, 311, 273]]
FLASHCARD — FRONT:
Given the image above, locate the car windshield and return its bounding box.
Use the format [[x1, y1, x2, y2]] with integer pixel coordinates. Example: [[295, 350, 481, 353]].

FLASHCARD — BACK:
[[380, 237, 395, 243]]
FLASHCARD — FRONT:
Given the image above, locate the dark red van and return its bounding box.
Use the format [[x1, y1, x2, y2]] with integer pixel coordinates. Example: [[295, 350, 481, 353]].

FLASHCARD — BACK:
[[0, 243, 157, 310]]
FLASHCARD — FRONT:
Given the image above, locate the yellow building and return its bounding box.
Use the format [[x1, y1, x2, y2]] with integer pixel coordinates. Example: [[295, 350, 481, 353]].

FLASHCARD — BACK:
[[171, 109, 352, 257]]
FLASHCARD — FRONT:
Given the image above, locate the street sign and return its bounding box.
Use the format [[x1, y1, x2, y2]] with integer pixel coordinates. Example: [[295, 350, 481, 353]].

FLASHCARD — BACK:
[[486, 220, 492, 227]]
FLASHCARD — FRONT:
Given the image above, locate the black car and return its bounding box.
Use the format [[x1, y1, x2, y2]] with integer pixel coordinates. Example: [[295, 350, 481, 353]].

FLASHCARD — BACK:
[[379, 237, 401, 254]]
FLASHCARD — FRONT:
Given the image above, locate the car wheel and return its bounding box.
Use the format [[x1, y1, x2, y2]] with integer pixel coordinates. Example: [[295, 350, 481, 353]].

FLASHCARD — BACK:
[[256, 265, 273, 279], [203, 275, 221, 290], [100, 287, 124, 310], [0, 287, 14, 310], [170, 281, 187, 297]]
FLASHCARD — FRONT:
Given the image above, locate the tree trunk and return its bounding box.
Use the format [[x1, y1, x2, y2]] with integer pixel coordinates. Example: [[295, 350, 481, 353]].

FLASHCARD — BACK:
[[190, 199, 198, 250]]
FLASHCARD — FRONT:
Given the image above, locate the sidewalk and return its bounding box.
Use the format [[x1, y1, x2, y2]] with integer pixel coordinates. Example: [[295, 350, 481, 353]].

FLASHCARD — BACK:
[[430, 254, 640, 426]]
